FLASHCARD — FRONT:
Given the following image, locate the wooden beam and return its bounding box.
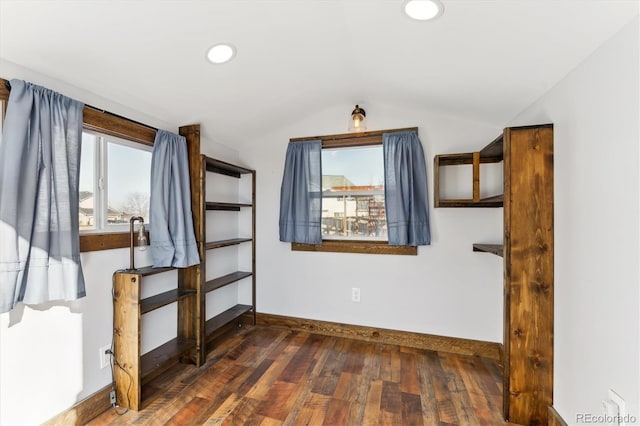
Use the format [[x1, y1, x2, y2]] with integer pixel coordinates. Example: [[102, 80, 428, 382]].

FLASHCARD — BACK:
[[292, 240, 417, 255], [179, 124, 205, 366], [290, 127, 418, 144], [503, 125, 554, 424], [472, 151, 480, 202]]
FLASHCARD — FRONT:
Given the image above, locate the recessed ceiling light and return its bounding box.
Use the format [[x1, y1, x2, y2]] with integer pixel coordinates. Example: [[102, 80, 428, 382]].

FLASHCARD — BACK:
[[206, 43, 236, 64], [403, 0, 444, 21]]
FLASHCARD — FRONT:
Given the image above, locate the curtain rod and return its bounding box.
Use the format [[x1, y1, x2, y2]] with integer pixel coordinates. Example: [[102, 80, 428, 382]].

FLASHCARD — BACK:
[[3, 80, 159, 132]]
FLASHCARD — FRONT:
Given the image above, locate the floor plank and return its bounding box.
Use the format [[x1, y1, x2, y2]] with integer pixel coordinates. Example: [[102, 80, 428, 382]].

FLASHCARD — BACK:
[[88, 326, 520, 425]]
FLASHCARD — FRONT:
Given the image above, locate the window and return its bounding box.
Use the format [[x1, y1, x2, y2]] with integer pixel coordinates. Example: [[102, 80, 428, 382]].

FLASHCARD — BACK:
[[79, 131, 152, 232], [321, 146, 386, 241], [289, 128, 419, 255], [0, 76, 158, 252]]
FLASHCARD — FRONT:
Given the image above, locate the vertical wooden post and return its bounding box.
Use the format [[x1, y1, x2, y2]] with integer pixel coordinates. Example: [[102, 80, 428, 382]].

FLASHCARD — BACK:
[[251, 170, 257, 325], [113, 272, 142, 410], [472, 151, 480, 202], [503, 124, 554, 425], [433, 156, 441, 208], [179, 124, 205, 366]]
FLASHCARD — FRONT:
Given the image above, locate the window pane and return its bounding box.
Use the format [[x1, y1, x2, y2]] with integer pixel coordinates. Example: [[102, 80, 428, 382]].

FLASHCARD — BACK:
[[321, 146, 386, 240], [79, 133, 96, 230], [107, 139, 151, 226]]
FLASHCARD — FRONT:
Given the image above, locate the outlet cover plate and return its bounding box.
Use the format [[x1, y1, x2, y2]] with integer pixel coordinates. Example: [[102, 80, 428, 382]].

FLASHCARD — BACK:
[[351, 287, 361, 302], [99, 345, 111, 369]]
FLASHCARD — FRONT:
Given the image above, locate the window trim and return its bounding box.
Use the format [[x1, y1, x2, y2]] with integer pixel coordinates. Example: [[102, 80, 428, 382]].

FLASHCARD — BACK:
[[289, 127, 419, 256], [1, 77, 157, 252], [81, 109, 156, 252]]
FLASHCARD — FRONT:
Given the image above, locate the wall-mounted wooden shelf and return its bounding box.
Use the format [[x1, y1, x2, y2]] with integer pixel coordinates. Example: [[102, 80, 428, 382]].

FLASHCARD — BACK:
[[437, 195, 504, 208], [205, 157, 253, 177], [140, 337, 195, 383], [434, 133, 504, 208], [140, 288, 197, 314], [204, 238, 252, 250], [206, 201, 252, 211], [204, 271, 252, 293], [129, 266, 175, 276], [472, 243, 504, 257], [204, 304, 253, 344]]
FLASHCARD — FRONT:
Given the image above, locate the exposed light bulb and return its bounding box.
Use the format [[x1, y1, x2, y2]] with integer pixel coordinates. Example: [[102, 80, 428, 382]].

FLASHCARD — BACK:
[[138, 223, 148, 251], [349, 104, 367, 132]]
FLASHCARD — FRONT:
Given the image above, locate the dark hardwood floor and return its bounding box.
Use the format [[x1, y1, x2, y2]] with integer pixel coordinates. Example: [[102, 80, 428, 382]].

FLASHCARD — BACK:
[[89, 326, 518, 425]]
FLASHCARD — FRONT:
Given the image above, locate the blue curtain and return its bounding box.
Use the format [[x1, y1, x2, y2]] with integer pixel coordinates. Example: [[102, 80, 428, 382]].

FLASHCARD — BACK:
[[149, 130, 200, 267], [383, 130, 431, 246], [279, 140, 322, 244], [0, 79, 86, 313]]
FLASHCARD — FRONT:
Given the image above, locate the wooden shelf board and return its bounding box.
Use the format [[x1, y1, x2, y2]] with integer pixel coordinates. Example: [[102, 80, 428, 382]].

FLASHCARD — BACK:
[[117, 266, 175, 277], [204, 271, 252, 293], [436, 153, 503, 166], [205, 156, 253, 178], [473, 244, 504, 257], [205, 238, 252, 250], [479, 134, 504, 160], [140, 289, 197, 314], [205, 304, 253, 342], [437, 194, 503, 208], [206, 202, 252, 211], [140, 338, 196, 383]]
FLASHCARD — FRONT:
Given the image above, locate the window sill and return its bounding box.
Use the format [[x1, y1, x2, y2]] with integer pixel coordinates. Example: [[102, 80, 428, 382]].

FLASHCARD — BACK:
[[80, 230, 149, 252], [291, 240, 417, 255]]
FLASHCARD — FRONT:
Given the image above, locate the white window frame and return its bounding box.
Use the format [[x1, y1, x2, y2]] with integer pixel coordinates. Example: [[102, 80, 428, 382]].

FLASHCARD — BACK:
[[321, 145, 387, 242], [80, 130, 152, 234]]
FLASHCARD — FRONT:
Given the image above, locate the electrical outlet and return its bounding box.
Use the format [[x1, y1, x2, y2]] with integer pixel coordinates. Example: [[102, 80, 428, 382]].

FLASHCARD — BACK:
[[608, 389, 627, 426], [99, 345, 111, 369], [110, 390, 116, 405], [351, 287, 361, 302]]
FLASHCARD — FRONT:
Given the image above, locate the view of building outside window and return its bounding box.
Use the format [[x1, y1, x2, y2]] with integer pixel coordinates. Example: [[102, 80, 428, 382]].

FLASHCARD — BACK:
[[321, 146, 386, 240], [79, 132, 151, 231]]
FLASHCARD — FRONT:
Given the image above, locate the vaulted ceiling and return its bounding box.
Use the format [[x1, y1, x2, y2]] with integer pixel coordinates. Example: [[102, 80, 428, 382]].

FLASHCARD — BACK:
[[1, 1, 637, 144]]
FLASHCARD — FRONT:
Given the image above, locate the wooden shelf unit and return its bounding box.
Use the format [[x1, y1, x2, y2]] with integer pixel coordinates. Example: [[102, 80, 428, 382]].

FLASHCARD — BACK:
[[112, 124, 257, 407], [112, 267, 197, 410], [180, 124, 255, 366], [435, 124, 554, 425], [199, 153, 256, 357], [434, 133, 504, 207]]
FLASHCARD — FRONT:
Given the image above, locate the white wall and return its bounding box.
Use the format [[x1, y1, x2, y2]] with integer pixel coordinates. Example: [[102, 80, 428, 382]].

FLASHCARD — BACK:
[[508, 17, 639, 425], [236, 102, 505, 342], [0, 59, 240, 424], [9, 17, 635, 421]]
